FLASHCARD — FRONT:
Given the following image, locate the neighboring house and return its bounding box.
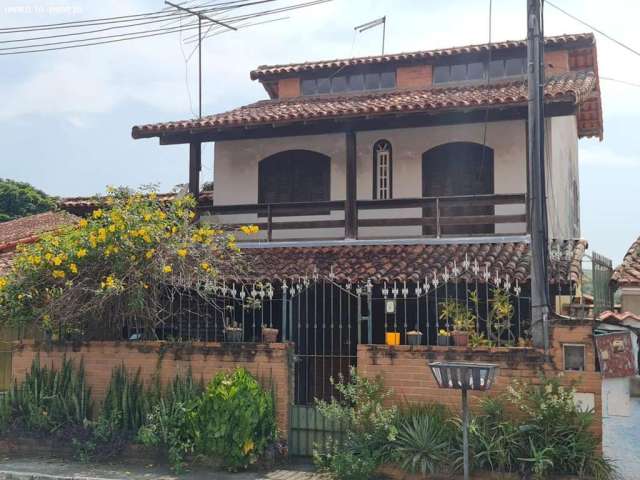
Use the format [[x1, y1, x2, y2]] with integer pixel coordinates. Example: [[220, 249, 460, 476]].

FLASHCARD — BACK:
[[612, 236, 640, 314], [0, 211, 79, 391]]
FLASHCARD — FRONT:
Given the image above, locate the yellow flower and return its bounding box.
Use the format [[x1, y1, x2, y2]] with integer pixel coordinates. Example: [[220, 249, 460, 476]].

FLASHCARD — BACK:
[[156, 210, 166, 220], [0, 277, 7, 289], [77, 248, 87, 258], [108, 224, 116, 233], [188, 211, 196, 219], [240, 225, 260, 235], [78, 219, 88, 228], [69, 263, 78, 274], [52, 270, 66, 279], [200, 262, 210, 271], [149, 192, 157, 201], [143, 213, 152, 221], [242, 439, 254, 454], [177, 248, 188, 258], [145, 249, 155, 259], [92, 209, 103, 219], [163, 265, 172, 273], [101, 275, 116, 289], [52, 256, 63, 266]]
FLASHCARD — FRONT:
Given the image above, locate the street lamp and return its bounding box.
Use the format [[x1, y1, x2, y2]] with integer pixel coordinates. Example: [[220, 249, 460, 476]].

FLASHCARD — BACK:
[[428, 361, 498, 480]]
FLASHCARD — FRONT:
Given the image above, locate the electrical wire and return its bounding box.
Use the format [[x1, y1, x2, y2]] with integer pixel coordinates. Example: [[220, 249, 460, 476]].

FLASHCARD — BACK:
[[600, 76, 640, 89], [0, 0, 331, 56], [546, 0, 640, 58]]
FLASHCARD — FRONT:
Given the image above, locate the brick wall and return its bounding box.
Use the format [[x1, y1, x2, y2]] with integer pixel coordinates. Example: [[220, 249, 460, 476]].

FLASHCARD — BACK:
[[11, 341, 293, 434], [278, 77, 301, 98], [358, 323, 602, 441], [396, 65, 432, 89], [544, 49, 570, 77]]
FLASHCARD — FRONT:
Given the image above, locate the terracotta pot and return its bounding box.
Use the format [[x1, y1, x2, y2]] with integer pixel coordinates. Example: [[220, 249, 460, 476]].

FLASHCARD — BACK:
[[452, 331, 469, 347], [437, 335, 450, 347], [406, 331, 422, 346], [224, 327, 243, 342], [262, 327, 279, 343]]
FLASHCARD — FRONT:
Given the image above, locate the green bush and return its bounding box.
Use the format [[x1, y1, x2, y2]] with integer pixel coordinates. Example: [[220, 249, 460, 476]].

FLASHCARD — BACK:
[[194, 368, 276, 471], [100, 365, 148, 436], [138, 371, 204, 472], [0, 356, 92, 434], [387, 403, 456, 476], [314, 368, 398, 480]]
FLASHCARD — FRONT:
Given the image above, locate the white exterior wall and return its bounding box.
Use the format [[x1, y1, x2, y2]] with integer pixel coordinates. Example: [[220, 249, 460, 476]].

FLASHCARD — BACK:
[[545, 115, 580, 240], [213, 120, 529, 240]]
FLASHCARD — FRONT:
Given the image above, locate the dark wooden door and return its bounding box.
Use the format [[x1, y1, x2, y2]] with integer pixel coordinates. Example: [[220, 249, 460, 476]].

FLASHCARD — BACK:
[[422, 142, 494, 235]]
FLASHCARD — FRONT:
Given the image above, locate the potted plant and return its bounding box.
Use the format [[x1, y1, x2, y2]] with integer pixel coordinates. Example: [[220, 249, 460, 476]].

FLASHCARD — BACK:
[[262, 325, 279, 343], [437, 329, 450, 346], [223, 310, 243, 342], [406, 330, 422, 346], [440, 299, 476, 347]]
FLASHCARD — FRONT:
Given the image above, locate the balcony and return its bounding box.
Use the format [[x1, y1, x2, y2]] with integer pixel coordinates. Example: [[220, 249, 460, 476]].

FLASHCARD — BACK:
[[199, 193, 527, 241]]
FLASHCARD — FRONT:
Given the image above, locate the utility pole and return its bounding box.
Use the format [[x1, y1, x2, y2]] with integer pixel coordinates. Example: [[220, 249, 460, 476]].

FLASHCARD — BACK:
[[527, 0, 550, 351], [165, 1, 237, 119]]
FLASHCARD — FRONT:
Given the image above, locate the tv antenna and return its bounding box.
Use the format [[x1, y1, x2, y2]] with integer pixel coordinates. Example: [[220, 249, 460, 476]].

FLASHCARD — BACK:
[[165, 1, 237, 119], [354, 16, 386, 55]]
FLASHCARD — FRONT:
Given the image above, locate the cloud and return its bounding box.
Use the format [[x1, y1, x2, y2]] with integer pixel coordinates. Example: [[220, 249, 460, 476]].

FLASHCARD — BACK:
[[580, 147, 640, 168]]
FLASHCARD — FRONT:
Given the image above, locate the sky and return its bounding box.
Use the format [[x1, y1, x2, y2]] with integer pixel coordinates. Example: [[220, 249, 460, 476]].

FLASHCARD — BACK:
[[0, 0, 639, 264]]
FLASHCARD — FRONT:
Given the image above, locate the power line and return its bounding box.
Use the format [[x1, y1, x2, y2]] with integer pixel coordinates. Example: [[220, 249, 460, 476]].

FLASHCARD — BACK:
[[600, 76, 640, 88], [0, 0, 330, 56], [546, 0, 640, 58]]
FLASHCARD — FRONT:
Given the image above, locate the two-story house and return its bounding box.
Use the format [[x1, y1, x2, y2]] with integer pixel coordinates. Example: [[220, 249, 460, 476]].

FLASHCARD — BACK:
[[131, 32, 603, 452]]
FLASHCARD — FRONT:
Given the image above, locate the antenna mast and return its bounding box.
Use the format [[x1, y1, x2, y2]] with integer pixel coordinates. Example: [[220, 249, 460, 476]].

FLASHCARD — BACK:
[[165, 1, 237, 119], [355, 16, 386, 55]]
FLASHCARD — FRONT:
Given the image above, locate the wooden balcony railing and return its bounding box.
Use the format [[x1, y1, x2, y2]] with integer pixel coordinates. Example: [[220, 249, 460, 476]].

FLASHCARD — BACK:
[[199, 193, 527, 240]]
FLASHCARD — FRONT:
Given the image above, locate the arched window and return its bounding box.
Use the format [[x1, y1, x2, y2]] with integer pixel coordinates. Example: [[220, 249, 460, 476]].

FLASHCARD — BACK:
[[372, 140, 392, 199], [422, 142, 494, 235], [258, 149, 330, 207]]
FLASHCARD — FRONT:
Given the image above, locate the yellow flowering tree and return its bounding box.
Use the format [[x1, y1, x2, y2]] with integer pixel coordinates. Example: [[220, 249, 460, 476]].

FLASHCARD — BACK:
[[0, 188, 255, 340]]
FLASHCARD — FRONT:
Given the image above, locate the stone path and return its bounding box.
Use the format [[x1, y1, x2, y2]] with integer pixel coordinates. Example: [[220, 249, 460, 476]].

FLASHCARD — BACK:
[[603, 396, 640, 480], [0, 458, 328, 480]]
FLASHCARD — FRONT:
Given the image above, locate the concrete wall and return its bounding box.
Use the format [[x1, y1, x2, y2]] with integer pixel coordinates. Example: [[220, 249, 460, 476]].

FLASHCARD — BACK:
[[621, 287, 640, 315], [213, 120, 530, 239], [12, 341, 293, 435], [545, 115, 580, 239]]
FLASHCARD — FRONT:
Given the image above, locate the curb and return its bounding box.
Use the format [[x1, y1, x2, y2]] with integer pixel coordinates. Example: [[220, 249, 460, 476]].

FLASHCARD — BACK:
[[0, 471, 126, 480]]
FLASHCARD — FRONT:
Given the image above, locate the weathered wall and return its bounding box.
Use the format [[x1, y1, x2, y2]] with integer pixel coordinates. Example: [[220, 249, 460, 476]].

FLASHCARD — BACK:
[[212, 119, 529, 239], [621, 287, 640, 316], [357, 323, 602, 441], [11, 341, 293, 435]]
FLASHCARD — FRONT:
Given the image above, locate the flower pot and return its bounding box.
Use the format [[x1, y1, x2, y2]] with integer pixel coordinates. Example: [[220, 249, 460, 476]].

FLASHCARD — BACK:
[[385, 332, 400, 346], [224, 327, 243, 342], [262, 327, 279, 343], [437, 335, 450, 347], [406, 331, 422, 346], [452, 331, 469, 347]]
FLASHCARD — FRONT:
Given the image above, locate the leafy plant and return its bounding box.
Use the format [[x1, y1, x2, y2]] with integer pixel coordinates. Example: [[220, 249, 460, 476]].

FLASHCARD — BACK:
[[0, 178, 56, 222], [0, 356, 92, 434], [137, 370, 204, 472], [388, 405, 456, 476], [439, 299, 476, 333], [314, 368, 398, 480], [194, 368, 276, 471], [100, 364, 148, 436]]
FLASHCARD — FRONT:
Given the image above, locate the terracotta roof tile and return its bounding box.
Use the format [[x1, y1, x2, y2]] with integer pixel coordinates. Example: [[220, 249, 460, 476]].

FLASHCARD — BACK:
[[132, 71, 597, 139], [0, 211, 78, 248], [238, 239, 587, 284], [612, 236, 640, 287], [250, 33, 595, 80], [598, 310, 640, 323]]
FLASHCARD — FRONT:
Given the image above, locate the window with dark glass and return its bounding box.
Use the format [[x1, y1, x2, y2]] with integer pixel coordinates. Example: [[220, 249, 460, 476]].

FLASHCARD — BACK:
[[564, 344, 585, 371], [433, 57, 526, 84], [258, 150, 330, 210], [489, 59, 505, 78], [505, 57, 525, 76], [299, 71, 396, 96], [433, 65, 450, 83], [468, 62, 484, 80], [450, 63, 467, 82]]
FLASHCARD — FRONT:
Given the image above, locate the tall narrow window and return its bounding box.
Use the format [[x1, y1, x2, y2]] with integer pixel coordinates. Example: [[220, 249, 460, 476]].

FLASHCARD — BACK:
[[373, 140, 392, 200]]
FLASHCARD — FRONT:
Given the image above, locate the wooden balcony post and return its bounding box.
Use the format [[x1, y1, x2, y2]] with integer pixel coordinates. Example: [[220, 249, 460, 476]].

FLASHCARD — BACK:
[[189, 142, 202, 201], [345, 131, 358, 239], [267, 204, 273, 241]]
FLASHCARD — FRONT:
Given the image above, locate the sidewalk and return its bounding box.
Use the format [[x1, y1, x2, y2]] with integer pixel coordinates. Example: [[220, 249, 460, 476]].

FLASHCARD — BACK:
[[0, 458, 326, 480]]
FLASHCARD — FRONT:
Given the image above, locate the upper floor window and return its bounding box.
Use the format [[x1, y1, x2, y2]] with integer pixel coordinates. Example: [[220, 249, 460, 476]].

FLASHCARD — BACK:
[[301, 71, 396, 96], [373, 140, 392, 200], [433, 57, 526, 84], [258, 150, 330, 210]]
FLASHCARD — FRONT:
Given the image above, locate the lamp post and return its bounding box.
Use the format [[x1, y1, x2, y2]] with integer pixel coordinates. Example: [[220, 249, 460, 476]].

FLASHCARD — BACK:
[[428, 361, 498, 480]]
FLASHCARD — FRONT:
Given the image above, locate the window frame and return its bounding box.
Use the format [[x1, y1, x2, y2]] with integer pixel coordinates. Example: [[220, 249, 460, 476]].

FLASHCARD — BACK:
[[563, 343, 586, 372], [372, 139, 393, 200]]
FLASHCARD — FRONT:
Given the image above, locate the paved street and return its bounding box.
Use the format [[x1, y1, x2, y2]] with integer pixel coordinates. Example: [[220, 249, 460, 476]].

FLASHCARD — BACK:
[[0, 458, 327, 480], [603, 396, 640, 480]]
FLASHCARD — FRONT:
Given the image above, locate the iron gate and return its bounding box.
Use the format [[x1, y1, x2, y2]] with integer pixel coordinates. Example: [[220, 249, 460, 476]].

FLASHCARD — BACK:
[[285, 276, 364, 456]]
